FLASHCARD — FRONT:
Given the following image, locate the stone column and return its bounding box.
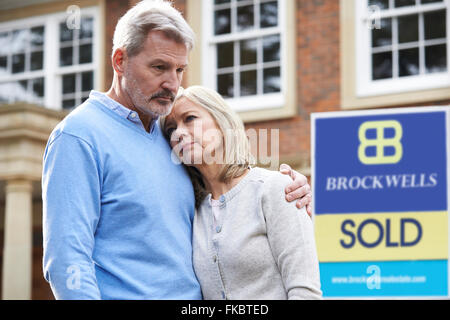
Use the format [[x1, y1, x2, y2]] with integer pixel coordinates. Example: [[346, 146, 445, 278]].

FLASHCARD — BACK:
[[2, 179, 33, 300]]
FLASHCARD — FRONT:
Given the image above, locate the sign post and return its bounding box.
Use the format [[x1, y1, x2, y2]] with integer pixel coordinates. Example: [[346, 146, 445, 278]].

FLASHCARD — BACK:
[[311, 107, 450, 298]]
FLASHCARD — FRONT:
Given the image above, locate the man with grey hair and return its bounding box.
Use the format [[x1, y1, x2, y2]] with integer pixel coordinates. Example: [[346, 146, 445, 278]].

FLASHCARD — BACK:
[[42, 0, 312, 299]]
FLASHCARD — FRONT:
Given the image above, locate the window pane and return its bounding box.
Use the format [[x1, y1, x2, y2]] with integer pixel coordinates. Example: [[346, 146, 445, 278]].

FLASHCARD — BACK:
[[217, 73, 234, 98], [425, 44, 447, 73], [424, 10, 446, 40], [372, 51, 392, 80], [421, 0, 443, 4], [237, 5, 254, 31], [368, 0, 389, 9], [80, 17, 93, 39], [217, 42, 234, 68], [215, 9, 231, 35], [13, 80, 28, 102], [82, 71, 93, 92], [0, 32, 9, 56], [60, 22, 73, 42], [263, 67, 280, 93], [62, 74, 76, 94], [240, 39, 257, 65], [31, 26, 44, 46], [240, 70, 257, 96], [31, 51, 43, 71], [372, 18, 392, 47], [0, 56, 7, 75], [12, 29, 28, 53], [60, 47, 73, 66], [260, 1, 278, 28], [32, 77, 44, 98], [263, 34, 280, 62], [0, 82, 11, 102], [62, 99, 76, 109], [394, 0, 415, 7], [79, 44, 92, 64], [399, 48, 419, 77], [215, 0, 230, 4], [12, 53, 25, 73], [398, 14, 418, 43]]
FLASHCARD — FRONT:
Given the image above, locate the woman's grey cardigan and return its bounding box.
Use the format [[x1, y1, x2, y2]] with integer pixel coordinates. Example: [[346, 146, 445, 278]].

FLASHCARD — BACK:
[[192, 167, 322, 300]]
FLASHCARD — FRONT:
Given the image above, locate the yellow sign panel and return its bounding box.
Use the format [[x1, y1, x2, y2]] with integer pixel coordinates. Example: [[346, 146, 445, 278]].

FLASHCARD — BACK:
[[315, 211, 448, 262]]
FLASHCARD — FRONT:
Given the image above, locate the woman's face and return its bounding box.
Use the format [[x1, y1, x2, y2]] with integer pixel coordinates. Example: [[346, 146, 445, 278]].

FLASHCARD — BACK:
[[164, 97, 224, 166]]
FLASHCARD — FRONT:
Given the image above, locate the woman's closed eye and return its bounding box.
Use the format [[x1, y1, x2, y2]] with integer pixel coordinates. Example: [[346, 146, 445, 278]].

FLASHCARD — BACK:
[[185, 115, 196, 122]]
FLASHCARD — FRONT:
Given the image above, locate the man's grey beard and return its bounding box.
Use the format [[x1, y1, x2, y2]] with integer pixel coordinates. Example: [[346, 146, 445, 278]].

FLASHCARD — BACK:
[[124, 75, 175, 118]]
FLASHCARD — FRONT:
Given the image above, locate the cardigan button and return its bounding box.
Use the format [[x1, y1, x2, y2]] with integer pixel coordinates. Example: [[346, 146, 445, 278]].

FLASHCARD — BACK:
[[213, 255, 217, 263], [216, 226, 222, 233]]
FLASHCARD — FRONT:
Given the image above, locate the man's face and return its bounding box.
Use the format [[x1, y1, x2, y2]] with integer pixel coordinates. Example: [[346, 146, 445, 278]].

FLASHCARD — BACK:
[[122, 31, 188, 118]]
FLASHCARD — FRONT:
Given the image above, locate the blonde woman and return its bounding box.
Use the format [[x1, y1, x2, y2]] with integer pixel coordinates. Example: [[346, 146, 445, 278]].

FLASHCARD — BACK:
[[160, 86, 322, 300]]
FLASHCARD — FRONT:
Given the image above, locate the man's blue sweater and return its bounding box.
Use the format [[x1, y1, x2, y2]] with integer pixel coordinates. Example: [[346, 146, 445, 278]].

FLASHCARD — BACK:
[[42, 97, 202, 299]]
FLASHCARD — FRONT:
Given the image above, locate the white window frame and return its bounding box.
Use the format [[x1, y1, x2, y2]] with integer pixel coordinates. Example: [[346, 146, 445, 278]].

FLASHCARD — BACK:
[[202, 0, 287, 112], [355, 0, 450, 97], [0, 6, 100, 110]]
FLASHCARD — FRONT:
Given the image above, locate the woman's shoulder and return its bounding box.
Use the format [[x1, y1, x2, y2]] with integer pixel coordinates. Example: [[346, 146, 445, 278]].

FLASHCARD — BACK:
[[250, 167, 292, 185]]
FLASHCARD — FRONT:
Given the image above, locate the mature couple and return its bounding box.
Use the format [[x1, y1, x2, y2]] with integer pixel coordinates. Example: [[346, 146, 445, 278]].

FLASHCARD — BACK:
[[42, 0, 321, 300]]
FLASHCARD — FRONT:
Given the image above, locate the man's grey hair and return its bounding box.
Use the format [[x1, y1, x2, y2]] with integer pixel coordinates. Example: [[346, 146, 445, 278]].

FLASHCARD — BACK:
[[112, 0, 195, 57]]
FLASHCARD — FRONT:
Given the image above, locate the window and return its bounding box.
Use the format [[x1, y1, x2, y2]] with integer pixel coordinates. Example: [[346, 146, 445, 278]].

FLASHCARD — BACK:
[[0, 7, 99, 109], [0, 26, 45, 105], [203, 0, 286, 112], [355, 0, 449, 97]]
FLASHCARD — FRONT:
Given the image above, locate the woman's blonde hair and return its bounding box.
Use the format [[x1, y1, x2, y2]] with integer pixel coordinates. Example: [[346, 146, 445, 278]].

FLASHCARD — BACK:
[[160, 86, 256, 207]]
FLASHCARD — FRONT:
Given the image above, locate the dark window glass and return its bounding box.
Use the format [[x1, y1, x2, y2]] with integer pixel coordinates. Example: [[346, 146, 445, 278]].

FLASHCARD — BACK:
[[30, 51, 43, 71], [80, 17, 93, 39], [60, 47, 73, 66], [82, 71, 93, 92], [263, 67, 281, 93], [240, 39, 257, 65], [12, 53, 25, 73], [421, 0, 443, 4], [62, 74, 76, 94], [32, 77, 44, 98], [237, 5, 254, 31], [398, 14, 419, 43], [425, 44, 447, 73], [240, 70, 257, 96], [369, 0, 389, 9], [260, 1, 278, 28], [215, 0, 230, 4], [79, 44, 92, 64], [0, 56, 7, 74], [372, 51, 393, 80], [62, 99, 76, 109], [215, 9, 231, 35], [399, 48, 419, 77], [395, 0, 415, 7], [217, 42, 234, 68], [217, 73, 234, 98], [372, 18, 392, 47], [60, 22, 73, 42], [424, 10, 446, 40], [31, 26, 44, 46], [263, 34, 280, 62]]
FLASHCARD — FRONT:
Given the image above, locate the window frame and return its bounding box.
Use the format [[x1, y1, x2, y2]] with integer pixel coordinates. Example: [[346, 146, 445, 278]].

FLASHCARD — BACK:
[[355, 0, 450, 98], [0, 6, 100, 109], [202, 0, 288, 113]]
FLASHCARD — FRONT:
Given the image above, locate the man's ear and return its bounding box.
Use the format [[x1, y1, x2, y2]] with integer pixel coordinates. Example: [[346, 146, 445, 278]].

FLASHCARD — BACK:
[[111, 48, 127, 76]]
